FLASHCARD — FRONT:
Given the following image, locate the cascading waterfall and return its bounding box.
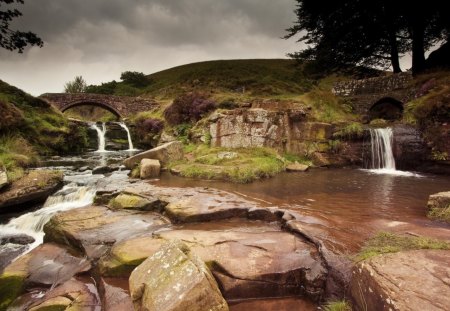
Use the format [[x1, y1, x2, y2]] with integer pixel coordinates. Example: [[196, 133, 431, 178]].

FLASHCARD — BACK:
[[369, 128, 396, 170], [90, 122, 107, 152], [118, 122, 137, 151], [0, 185, 96, 251]]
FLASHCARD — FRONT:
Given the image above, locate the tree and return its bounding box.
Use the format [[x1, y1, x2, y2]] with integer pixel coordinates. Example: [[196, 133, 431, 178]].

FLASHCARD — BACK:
[[0, 0, 43, 52], [120, 71, 149, 88], [286, 0, 449, 75], [64, 76, 87, 93]]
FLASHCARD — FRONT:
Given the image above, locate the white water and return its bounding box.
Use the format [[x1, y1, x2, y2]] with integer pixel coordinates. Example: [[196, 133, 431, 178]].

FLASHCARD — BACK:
[[118, 122, 137, 151], [90, 122, 107, 152], [366, 128, 420, 177], [0, 185, 96, 251]]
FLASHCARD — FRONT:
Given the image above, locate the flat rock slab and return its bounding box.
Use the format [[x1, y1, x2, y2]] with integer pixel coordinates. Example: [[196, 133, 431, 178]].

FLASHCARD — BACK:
[[0, 243, 90, 310], [123, 141, 184, 169], [100, 221, 327, 301], [350, 250, 450, 311], [0, 170, 63, 212], [44, 205, 171, 259], [129, 241, 228, 311], [99, 277, 133, 311]]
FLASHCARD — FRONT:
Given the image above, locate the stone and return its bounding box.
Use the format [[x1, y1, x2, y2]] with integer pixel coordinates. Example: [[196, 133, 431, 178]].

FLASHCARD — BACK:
[[350, 250, 450, 311], [99, 278, 134, 311], [0, 233, 35, 245], [123, 141, 184, 169], [427, 191, 450, 211], [100, 221, 327, 301], [286, 162, 309, 172], [129, 241, 229, 311], [0, 170, 63, 212], [92, 165, 115, 175], [109, 192, 166, 212], [0, 243, 91, 310], [0, 166, 8, 191], [217, 151, 238, 160], [140, 159, 161, 179], [78, 166, 90, 172], [43, 205, 171, 260]]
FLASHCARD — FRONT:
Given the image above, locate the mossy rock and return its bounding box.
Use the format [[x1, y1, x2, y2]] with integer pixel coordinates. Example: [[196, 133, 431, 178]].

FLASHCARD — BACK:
[[0, 273, 26, 311], [28, 296, 72, 311], [109, 193, 166, 212]]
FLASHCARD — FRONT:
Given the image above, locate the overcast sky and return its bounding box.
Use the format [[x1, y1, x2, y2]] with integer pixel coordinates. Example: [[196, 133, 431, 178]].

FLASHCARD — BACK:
[[0, 0, 310, 96]]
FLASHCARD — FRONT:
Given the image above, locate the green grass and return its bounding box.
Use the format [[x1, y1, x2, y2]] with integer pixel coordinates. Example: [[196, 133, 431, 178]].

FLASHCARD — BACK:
[[323, 300, 352, 311], [282, 153, 313, 166], [171, 145, 285, 183], [333, 122, 364, 139], [356, 232, 450, 261], [0, 135, 39, 181], [428, 205, 450, 223]]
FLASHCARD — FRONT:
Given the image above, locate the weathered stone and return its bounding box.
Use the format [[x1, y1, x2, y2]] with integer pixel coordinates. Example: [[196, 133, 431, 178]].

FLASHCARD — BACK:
[[129, 241, 229, 311], [92, 165, 116, 175], [140, 159, 161, 179], [123, 141, 184, 169], [350, 250, 450, 311], [0, 166, 8, 191], [217, 151, 238, 160], [0, 170, 63, 212], [28, 296, 72, 311], [109, 192, 166, 211], [0, 233, 35, 245], [286, 162, 309, 172], [0, 243, 90, 310], [427, 191, 450, 211], [43, 205, 171, 259], [99, 278, 134, 311]]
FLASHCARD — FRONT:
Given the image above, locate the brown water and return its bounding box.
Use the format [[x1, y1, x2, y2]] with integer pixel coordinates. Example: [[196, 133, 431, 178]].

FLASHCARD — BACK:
[[154, 169, 450, 252]]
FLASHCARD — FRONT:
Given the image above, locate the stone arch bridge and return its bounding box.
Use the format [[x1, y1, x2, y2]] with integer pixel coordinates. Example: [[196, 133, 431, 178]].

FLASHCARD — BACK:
[[332, 73, 416, 120], [40, 93, 158, 118]]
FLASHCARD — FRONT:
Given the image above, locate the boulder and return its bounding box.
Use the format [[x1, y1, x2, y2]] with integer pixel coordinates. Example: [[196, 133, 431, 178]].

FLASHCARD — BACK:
[[350, 250, 450, 311], [92, 165, 117, 175], [109, 192, 166, 212], [43, 205, 171, 259], [0, 170, 63, 212], [286, 162, 309, 172], [0, 243, 90, 310], [129, 241, 229, 311], [140, 159, 161, 179], [98, 278, 133, 311], [0, 166, 8, 191], [0, 233, 35, 245], [123, 141, 184, 169], [427, 191, 450, 211]]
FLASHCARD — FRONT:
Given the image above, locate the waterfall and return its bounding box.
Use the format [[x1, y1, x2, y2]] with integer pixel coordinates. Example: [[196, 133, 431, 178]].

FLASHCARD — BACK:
[[90, 122, 107, 152], [369, 128, 396, 170], [0, 185, 96, 251], [118, 122, 137, 151], [366, 128, 419, 176]]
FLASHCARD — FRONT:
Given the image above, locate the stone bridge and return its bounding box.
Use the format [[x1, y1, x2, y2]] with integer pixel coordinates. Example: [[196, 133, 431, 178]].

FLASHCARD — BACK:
[[332, 73, 416, 120], [40, 93, 158, 118]]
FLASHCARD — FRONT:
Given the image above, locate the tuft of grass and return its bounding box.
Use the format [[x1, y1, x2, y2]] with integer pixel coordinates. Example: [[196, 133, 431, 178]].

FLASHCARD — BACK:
[[428, 205, 450, 223], [323, 300, 352, 311], [283, 153, 313, 166], [0, 135, 39, 181], [333, 122, 364, 139], [356, 232, 450, 261]]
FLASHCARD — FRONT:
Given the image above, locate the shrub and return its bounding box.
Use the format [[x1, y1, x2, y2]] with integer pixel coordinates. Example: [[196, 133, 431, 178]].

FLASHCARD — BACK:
[[164, 92, 216, 125], [120, 71, 150, 88], [135, 118, 165, 146], [333, 122, 364, 139]]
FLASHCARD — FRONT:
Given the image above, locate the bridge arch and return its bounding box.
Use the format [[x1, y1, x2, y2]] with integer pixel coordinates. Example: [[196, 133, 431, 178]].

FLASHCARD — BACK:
[[368, 97, 404, 121], [60, 100, 122, 119]]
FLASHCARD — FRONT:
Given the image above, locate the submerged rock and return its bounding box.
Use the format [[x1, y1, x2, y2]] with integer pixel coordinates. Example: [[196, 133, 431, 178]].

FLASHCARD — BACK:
[[0, 170, 63, 212], [123, 141, 184, 169], [140, 158, 161, 179], [129, 241, 229, 311], [92, 165, 117, 175], [350, 250, 450, 311]]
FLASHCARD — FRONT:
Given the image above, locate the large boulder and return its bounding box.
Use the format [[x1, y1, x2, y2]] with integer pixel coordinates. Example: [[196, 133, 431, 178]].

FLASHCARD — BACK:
[[123, 141, 184, 169], [350, 250, 450, 311], [140, 159, 161, 179], [129, 241, 229, 311], [0, 170, 63, 212]]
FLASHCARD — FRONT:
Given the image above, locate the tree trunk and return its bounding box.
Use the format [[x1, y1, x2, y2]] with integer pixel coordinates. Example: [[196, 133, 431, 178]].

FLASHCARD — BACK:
[[389, 31, 402, 73], [410, 18, 426, 75]]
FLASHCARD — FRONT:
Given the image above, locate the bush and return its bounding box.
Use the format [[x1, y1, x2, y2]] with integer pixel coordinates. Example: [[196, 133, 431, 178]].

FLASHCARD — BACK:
[[164, 92, 216, 125], [120, 71, 150, 88], [135, 118, 165, 146]]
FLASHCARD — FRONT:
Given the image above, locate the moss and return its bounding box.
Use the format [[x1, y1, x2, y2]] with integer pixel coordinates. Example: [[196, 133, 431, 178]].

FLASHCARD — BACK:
[[333, 122, 364, 139], [0, 273, 26, 311], [109, 193, 152, 210], [323, 300, 352, 311], [428, 205, 450, 223], [356, 232, 450, 261]]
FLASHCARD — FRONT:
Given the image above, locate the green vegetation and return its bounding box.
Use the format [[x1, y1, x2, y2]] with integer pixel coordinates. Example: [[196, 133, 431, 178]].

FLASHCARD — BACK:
[[333, 122, 364, 139], [356, 232, 450, 261], [170, 146, 285, 183], [323, 300, 352, 311], [0, 135, 38, 181], [428, 205, 450, 223], [282, 153, 313, 166], [64, 75, 87, 93]]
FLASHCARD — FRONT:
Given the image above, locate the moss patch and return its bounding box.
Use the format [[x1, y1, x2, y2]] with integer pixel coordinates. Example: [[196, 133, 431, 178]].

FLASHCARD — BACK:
[[171, 146, 285, 183], [323, 300, 352, 311], [356, 232, 450, 261], [0, 273, 26, 311], [428, 205, 450, 223]]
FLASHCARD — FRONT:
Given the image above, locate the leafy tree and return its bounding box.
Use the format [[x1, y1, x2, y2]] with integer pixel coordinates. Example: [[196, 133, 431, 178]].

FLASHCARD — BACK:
[[120, 71, 149, 88], [0, 0, 43, 52], [64, 76, 87, 93], [86, 81, 118, 95]]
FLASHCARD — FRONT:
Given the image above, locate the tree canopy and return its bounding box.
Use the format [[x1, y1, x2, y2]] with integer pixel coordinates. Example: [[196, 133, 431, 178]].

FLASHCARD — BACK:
[[0, 0, 43, 52], [285, 0, 449, 75], [64, 76, 87, 93]]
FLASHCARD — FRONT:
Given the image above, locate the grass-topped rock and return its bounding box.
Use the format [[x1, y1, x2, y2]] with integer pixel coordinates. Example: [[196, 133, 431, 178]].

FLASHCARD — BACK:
[[427, 191, 450, 223]]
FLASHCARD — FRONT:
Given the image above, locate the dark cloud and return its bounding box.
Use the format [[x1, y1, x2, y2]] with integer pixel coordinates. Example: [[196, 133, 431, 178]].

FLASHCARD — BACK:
[[1, 0, 303, 95]]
